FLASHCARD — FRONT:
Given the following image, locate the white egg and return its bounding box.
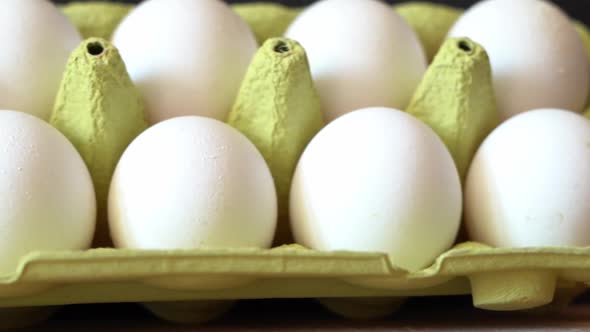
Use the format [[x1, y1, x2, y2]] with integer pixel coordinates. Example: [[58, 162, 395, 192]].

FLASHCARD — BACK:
[[108, 116, 277, 250], [448, 0, 589, 121], [284, 0, 427, 122], [0, 0, 82, 120], [465, 109, 590, 247], [112, 0, 258, 124], [290, 107, 462, 271], [0, 110, 96, 274]]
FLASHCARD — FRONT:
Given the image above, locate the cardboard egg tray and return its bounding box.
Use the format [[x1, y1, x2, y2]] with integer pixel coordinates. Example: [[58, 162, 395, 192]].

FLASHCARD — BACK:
[[2, 0, 590, 328], [2, 242, 590, 326]]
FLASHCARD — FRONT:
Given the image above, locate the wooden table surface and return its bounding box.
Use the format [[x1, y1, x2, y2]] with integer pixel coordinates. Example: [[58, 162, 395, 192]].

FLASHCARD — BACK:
[[13, 291, 590, 331]]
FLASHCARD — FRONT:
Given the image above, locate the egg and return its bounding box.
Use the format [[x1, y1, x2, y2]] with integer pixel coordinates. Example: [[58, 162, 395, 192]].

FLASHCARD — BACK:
[[0, 110, 96, 274], [0, 0, 82, 120], [465, 109, 590, 247], [448, 0, 589, 121], [108, 116, 277, 250], [284, 0, 427, 122], [112, 0, 258, 124], [290, 108, 462, 271]]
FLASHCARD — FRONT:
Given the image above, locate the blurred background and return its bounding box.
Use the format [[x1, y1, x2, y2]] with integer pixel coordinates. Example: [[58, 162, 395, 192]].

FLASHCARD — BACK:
[[52, 0, 590, 24]]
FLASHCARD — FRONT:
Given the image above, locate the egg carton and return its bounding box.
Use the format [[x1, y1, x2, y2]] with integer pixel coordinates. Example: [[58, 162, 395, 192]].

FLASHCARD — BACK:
[[1, 242, 590, 327], [2, 0, 590, 328]]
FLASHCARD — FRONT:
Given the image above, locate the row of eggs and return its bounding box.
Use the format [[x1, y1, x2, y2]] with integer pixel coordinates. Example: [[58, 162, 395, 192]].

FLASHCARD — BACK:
[[0, 0, 589, 275], [2, 105, 589, 275], [1, 0, 588, 124]]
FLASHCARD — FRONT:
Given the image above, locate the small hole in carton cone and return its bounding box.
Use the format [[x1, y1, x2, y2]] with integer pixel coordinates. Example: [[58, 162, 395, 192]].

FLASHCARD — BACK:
[[87, 42, 105, 56], [274, 41, 290, 54], [458, 40, 473, 53]]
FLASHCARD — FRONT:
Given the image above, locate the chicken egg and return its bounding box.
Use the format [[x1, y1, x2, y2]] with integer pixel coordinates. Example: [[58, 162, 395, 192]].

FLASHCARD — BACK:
[[0, 0, 82, 120], [109, 116, 277, 250], [0, 110, 96, 274], [284, 0, 427, 122], [112, 0, 258, 124], [448, 0, 589, 121], [465, 109, 590, 247], [289, 107, 462, 271]]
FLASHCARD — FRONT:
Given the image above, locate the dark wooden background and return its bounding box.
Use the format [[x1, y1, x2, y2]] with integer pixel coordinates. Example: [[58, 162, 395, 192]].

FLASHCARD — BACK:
[[16, 294, 590, 331]]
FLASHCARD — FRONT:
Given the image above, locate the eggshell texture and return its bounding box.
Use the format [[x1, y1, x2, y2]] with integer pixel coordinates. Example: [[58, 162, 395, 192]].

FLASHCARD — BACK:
[[112, 0, 258, 124], [290, 108, 462, 271], [465, 109, 590, 247], [0, 110, 96, 274], [109, 116, 277, 250], [448, 0, 589, 121], [0, 0, 82, 120], [284, 0, 427, 122]]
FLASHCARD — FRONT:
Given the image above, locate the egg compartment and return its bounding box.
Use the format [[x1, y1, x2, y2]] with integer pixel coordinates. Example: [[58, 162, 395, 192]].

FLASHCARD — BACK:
[[3, 0, 590, 327]]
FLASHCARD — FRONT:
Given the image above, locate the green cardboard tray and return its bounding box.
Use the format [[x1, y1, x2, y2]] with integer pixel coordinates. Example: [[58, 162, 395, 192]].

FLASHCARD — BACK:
[[1, 243, 589, 311]]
